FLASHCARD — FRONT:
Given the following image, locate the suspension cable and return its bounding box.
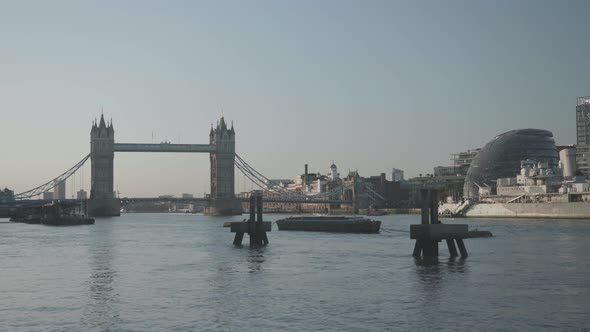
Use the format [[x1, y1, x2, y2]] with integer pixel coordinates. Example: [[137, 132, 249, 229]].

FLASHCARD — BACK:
[[15, 154, 91, 200]]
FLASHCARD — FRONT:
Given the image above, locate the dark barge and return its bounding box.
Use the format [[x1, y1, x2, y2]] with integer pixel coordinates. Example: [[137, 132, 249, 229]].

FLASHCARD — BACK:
[[275, 216, 381, 233], [10, 202, 94, 226]]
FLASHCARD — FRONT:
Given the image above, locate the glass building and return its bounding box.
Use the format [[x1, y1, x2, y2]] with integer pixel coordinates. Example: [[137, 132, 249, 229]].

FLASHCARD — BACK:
[[463, 129, 559, 198], [576, 96, 590, 145]]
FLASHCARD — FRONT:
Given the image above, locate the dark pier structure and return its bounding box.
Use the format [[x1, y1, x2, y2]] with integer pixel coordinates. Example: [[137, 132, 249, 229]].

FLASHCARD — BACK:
[[411, 189, 468, 258], [230, 192, 271, 246]]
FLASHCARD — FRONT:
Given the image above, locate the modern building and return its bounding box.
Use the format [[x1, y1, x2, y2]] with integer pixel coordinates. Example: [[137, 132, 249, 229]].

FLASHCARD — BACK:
[[451, 149, 480, 175], [576, 96, 590, 145], [576, 145, 590, 176], [574, 97, 590, 177], [54, 181, 66, 200], [434, 166, 459, 177], [463, 129, 559, 198], [391, 168, 404, 182]]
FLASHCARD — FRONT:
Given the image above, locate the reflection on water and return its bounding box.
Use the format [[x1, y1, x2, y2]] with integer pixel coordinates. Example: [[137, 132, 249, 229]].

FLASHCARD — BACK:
[[414, 256, 468, 277], [82, 219, 120, 330], [445, 257, 468, 273], [247, 247, 266, 274], [413, 256, 469, 305]]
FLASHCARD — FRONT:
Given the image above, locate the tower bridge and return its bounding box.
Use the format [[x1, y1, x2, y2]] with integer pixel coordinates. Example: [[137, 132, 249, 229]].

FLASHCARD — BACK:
[[89, 114, 240, 216], [9, 114, 383, 217]]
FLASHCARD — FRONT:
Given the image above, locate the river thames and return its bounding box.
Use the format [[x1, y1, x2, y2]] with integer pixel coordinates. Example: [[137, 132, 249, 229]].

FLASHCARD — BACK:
[[1, 214, 589, 331]]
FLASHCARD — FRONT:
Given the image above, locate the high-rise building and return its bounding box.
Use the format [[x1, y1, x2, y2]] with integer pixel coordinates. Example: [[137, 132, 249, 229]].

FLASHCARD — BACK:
[[575, 97, 590, 176], [576, 96, 590, 145], [54, 181, 66, 200]]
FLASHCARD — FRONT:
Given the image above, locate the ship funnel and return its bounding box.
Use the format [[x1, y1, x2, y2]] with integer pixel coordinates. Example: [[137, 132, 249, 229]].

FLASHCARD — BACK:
[[559, 147, 576, 179]]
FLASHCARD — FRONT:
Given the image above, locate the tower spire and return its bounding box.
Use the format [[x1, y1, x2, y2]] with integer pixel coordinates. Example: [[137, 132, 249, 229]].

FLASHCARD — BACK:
[[99, 113, 106, 128]]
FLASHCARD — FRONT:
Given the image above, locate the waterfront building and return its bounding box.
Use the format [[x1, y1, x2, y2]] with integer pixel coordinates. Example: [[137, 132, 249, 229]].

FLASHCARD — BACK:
[[54, 181, 66, 200], [404, 174, 465, 205], [463, 129, 559, 198], [0, 188, 14, 203], [363, 173, 411, 208], [76, 189, 88, 199], [434, 166, 459, 177]]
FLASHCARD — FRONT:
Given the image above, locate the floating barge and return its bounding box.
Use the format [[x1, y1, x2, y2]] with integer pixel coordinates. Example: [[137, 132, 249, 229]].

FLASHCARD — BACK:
[[11, 202, 94, 226], [275, 216, 381, 233]]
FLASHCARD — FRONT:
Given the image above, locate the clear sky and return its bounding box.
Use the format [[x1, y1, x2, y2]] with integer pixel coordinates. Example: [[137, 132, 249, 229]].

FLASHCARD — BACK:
[[2, 0, 590, 197]]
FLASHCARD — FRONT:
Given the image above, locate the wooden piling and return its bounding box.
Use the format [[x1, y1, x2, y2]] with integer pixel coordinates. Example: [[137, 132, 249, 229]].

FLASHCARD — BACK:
[[446, 239, 458, 257], [456, 238, 468, 257], [413, 241, 422, 257], [411, 189, 468, 258], [256, 192, 263, 223], [233, 232, 244, 246], [421, 189, 430, 225], [430, 190, 439, 224], [230, 191, 271, 247]]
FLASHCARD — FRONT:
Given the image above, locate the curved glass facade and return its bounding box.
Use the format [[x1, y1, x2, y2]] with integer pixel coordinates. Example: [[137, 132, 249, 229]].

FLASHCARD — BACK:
[[464, 129, 559, 197]]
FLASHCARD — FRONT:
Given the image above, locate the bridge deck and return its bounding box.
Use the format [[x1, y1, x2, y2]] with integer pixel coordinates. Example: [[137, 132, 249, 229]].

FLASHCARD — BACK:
[[7, 197, 351, 208], [114, 143, 216, 153], [122, 197, 352, 204]]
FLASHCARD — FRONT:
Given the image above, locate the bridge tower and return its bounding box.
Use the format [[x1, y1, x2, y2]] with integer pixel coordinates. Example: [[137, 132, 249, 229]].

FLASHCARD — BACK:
[[205, 116, 242, 215], [88, 114, 120, 216]]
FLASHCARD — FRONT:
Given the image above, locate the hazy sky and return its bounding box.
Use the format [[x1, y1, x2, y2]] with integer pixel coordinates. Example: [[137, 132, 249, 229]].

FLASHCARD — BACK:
[[2, 0, 590, 197]]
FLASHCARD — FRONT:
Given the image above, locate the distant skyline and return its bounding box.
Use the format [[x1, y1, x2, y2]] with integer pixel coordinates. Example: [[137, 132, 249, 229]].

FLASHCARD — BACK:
[[2, 0, 590, 197]]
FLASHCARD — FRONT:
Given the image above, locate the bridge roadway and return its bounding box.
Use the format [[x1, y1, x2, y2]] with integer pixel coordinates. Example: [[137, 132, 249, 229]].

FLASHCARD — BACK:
[[1, 197, 351, 218], [3, 196, 351, 211], [122, 197, 352, 204], [114, 143, 216, 153]]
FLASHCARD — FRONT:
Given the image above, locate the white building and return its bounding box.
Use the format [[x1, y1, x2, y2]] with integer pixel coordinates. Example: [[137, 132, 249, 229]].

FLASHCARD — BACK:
[[392, 168, 404, 182], [54, 181, 66, 200]]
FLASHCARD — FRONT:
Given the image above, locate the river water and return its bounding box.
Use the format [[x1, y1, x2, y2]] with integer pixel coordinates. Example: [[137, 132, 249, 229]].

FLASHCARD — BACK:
[[0, 214, 589, 331]]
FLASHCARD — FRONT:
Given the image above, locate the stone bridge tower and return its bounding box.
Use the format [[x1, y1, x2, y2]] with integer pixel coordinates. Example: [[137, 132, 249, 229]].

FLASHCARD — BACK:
[[205, 116, 242, 215], [88, 114, 120, 216]]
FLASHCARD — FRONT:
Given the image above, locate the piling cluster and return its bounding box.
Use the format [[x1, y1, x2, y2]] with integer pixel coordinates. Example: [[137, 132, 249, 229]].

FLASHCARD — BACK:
[[410, 189, 468, 258], [230, 192, 271, 246]]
